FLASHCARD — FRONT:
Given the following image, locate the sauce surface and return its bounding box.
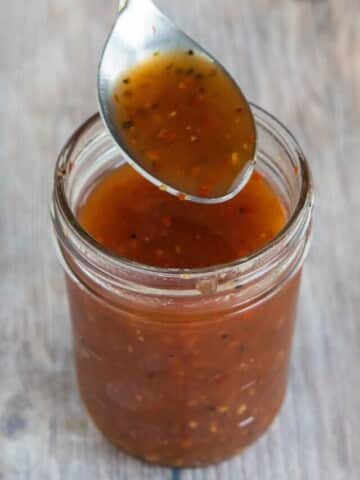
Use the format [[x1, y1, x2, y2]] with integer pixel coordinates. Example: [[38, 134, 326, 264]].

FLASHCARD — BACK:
[[113, 51, 256, 199], [78, 165, 286, 269]]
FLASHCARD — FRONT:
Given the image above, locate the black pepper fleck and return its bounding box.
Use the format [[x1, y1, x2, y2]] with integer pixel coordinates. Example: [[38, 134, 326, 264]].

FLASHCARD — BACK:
[[123, 120, 134, 129], [205, 405, 216, 412], [136, 107, 147, 116]]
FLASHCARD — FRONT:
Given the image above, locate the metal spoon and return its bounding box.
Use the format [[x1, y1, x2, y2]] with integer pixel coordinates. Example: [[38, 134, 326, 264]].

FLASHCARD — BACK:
[[98, 0, 256, 204]]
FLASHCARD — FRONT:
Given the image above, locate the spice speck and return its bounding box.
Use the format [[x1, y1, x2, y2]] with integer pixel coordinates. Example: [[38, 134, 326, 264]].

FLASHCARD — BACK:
[[238, 416, 255, 428], [209, 423, 218, 433], [217, 406, 229, 414], [237, 404, 248, 415], [189, 421, 199, 429]]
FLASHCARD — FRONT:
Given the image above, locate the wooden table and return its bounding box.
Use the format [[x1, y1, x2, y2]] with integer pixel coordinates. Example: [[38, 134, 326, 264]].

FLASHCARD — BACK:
[[1, 0, 359, 478]]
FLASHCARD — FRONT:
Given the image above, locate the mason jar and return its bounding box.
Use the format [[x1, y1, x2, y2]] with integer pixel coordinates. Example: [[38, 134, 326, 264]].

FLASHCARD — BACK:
[[51, 106, 314, 467]]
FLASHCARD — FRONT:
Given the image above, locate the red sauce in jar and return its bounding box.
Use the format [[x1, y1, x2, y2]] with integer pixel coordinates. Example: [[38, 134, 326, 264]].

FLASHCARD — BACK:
[[68, 164, 301, 467], [78, 165, 286, 268]]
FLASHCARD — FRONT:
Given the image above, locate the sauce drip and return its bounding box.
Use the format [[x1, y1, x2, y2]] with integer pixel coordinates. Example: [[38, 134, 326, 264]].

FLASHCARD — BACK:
[[112, 51, 256, 199], [78, 165, 286, 269]]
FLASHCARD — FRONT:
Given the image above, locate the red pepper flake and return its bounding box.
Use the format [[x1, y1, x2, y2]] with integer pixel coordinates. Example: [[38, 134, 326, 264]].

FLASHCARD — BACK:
[[191, 95, 204, 106], [162, 215, 172, 227], [146, 151, 160, 161], [198, 185, 211, 197], [157, 129, 177, 143], [191, 166, 201, 177], [177, 193, 187, 201], [165, 132, 177, 143], [201, 116, 214, 129], [247, 134, 256, 144], [212, 372, 225, 384]]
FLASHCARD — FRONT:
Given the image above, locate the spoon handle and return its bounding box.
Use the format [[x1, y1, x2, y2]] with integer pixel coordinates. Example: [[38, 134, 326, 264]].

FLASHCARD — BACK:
[[119, 0, 127, 12]]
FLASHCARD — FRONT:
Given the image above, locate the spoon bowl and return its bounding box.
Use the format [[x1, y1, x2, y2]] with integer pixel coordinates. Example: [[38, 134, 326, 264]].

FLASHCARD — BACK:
[[98, 0, 256, 204]]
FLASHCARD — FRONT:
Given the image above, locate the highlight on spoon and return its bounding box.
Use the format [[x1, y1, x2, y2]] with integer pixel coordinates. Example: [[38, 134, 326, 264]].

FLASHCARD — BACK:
[[98, 0, 256, 204]]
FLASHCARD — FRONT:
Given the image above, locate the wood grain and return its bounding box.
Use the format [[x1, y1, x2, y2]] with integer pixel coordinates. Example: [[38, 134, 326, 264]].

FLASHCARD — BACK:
[[1, 0, 359, 479]]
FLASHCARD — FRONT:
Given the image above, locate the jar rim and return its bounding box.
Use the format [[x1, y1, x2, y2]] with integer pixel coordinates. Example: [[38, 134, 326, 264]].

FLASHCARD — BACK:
[[52, 105, 314, 282]]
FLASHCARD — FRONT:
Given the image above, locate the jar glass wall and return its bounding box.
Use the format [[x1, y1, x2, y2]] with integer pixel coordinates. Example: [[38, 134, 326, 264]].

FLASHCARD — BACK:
[[51, 106, 314, 467]]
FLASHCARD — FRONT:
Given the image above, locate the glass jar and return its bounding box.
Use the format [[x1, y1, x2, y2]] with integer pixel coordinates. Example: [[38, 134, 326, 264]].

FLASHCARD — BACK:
[[51, 106, 313, 467]]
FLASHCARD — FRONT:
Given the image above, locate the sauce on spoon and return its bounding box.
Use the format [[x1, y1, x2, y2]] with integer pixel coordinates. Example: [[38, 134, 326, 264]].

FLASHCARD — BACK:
[[112, 51, 256, 200]]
